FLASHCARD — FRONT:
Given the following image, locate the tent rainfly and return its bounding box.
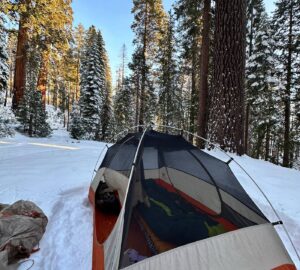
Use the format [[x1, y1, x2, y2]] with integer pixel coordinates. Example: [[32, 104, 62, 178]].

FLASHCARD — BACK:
[[89, 130, 296, 270]]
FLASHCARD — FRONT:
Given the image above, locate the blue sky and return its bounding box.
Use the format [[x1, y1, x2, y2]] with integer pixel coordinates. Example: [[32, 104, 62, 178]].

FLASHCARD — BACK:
[[72, 0, 276, 84]]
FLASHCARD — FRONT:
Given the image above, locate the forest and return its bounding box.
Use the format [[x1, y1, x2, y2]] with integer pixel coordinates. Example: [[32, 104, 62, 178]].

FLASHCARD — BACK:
[[0, 0, 299, 169]]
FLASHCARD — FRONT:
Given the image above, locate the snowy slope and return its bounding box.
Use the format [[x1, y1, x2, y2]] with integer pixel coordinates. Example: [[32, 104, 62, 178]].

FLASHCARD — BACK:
[[0, 130, 299, 269]]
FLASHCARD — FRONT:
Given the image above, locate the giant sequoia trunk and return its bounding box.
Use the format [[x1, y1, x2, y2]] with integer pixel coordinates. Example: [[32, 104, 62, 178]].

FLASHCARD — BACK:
[[197, 0, 211, 148], [12, 19, 28, 110], [37, 50, 50, 108], [208, 0, 246, 155]]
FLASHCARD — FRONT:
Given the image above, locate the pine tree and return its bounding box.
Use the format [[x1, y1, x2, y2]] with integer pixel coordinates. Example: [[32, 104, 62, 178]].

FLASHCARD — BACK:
[[131, 0, 166, 129], [208, 0, 247, 154], [79, 26, 105, 140], [0, 16, 9, 97], [17, 88, 52, 137], [69, 102, 84, 139], [245, 0, 267, 153], [157, 11, 181, 129], [1, 0, 72, 109], [246, 13, 278, 160], [101, 50, 113, 141], [175, 0, 203, 138], [197, 0, 211, 148], [272, 0, 300, 167], [74, 24, 85, 100], [114, 78, 135, 134]]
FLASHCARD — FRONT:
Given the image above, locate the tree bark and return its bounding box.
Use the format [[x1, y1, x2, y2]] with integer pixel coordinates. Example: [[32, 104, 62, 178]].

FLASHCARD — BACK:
[[282, 2, 293, 168], [265, 123, 270, 161], [244, 1, 254, 154], [189, 56, 197, 142], [139, 2, 149, 132], [12, 19, 28, 110], [37, 50, 50, 108], [197, 0, 211, 148], [208, 0, 247, 155]]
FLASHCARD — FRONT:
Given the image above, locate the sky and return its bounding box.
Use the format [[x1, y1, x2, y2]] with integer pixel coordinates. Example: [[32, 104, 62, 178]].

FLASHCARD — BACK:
[[72, 0, 276, 85]]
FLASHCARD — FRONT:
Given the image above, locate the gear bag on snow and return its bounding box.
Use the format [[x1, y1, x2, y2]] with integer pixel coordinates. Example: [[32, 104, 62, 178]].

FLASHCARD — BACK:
[[0, 200, 48, 269]]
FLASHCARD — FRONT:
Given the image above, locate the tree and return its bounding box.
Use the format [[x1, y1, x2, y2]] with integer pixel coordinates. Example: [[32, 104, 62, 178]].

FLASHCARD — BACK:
[[272, 0, 300, 167], [175, 0, 203, 139], [69, 102, 84, 139], [157, 11, 181, 129], [246, 14, 278, 160], [245, 0, 266, 153], [0, 15, 9, 98], [197, 0, 211, 147], [1, 0, 72, 109], [16, 45, 52, 137], [208, 0, 247, 154], [101, 49, 113, 140], [79, 26, 105, 140], [17, 88, 52, 137], [131, 0, 166, 129], [114, 78, 135, 134], [74, 24, 85, 100]]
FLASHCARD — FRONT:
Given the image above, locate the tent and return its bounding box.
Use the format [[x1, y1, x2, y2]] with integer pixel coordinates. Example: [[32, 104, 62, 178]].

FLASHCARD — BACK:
[[89, 129, 296, 270]]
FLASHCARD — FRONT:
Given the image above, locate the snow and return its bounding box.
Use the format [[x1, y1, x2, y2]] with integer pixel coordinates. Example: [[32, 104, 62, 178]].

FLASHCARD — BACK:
[[0, 129, 106, 270], [0, 130, 299, 269]]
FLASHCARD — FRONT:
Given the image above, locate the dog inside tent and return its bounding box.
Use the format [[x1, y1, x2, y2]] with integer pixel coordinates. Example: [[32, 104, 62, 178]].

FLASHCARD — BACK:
[[89, 129, 296, 270]]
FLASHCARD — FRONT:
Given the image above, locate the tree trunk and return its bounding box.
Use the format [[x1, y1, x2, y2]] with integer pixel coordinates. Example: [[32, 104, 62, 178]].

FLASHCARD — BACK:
[[135, 75, 140, 131], [12, 19, 28, 110], [197, 0, 211, 148], [28, 114, 33, 137], [244, 1, 254, 154], [76, 57, 80, 100], [245, 103, 250, 153], [139, 3, 148, 132], [208, 0, 246, 155], [265, 123, 270, 161], [282, 2, 293, 168], [37, 50, 50, 108], [189, 58, 197, 143]]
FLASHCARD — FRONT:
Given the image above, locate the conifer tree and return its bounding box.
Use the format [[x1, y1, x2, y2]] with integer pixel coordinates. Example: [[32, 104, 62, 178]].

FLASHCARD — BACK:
[[114, 78, 135, 134], [74, 24, 85, 100], [0, 16, 9, 97], [208, 0, 247, 154], [1, 0, 73, 109], [175, 0, 203, 138], [272, 0, 300, 167], [157, 11, 181, 128], [245, 0, 266, 153], [101, 50, 113, 140], [17, 88, 52, 137], [131, 0, 166, 129], [16, 48, 51, 137], [79, 26, 105, 140], [69, 102, 84, 139], [246, 13, 278, 160], [197, 0, 211, 148]]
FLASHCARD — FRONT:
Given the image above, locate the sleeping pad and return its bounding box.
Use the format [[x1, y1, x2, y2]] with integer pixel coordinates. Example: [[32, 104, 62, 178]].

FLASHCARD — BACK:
[[136, 179, 226, 246]]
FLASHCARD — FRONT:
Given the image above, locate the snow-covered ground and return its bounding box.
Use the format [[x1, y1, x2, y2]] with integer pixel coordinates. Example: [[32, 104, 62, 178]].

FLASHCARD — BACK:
[[0, 129, 106, 270], [0, 130, 299, 269]]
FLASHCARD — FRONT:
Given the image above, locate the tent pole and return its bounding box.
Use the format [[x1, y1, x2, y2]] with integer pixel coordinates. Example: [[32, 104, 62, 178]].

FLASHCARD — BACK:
[[117, 126, 150, 269]]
